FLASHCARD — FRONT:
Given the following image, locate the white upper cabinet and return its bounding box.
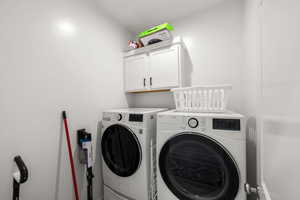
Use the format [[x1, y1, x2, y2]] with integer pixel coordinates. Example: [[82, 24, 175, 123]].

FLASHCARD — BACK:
[[149, 45, 179, 90], [123, 37, 188, 93], [124, 54, 148, 92]]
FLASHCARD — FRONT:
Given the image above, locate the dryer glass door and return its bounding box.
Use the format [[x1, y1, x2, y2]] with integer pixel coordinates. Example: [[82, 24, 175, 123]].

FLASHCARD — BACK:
[[102, 124, 141, 177], [159, 133, 240, 200]]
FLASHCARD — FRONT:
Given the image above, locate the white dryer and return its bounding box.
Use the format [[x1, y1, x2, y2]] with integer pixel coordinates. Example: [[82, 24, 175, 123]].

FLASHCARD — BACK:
[[156, 110, 246, 200], [101, 108, 167, 200]]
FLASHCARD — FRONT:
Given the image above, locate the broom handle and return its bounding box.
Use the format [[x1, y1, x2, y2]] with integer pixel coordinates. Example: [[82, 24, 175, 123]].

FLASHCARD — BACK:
[[62, 111, 80, 200]]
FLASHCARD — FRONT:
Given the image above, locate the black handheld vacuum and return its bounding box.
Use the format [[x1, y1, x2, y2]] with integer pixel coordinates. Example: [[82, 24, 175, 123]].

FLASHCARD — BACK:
[[12, 156, 28, 200], [77, 129, 94, 200]]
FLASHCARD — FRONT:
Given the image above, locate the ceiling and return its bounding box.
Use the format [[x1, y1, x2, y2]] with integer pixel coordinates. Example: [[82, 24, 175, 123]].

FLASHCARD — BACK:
[[97, 0, 225, 33]]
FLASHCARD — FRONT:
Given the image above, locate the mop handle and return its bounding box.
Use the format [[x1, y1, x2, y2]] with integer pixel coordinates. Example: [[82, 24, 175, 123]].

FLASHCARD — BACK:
[[62, 111, 80, 200]]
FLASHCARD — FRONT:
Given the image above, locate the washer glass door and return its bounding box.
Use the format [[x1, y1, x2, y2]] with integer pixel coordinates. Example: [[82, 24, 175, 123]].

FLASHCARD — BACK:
[[159, 133, 240, 200], [102, 124, 141, 177]]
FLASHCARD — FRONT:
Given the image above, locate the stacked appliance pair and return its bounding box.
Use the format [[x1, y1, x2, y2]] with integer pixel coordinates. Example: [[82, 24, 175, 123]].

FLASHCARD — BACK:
[[101, 86, 246, 200], [101, 108, 167, 200]]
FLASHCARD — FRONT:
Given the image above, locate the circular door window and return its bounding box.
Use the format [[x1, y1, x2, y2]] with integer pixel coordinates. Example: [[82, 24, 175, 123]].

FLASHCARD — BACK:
[[159, 133, 239, 200], [101, 124, 141, 177]]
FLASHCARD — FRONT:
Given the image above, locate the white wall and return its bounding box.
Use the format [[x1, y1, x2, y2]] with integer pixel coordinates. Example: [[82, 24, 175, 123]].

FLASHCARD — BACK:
[[243, 0, 300, 200], [0, 0, 130, 199], [259, 0, 300, 199], [242, 1, 261, 199], [130, 0, 244, 113]]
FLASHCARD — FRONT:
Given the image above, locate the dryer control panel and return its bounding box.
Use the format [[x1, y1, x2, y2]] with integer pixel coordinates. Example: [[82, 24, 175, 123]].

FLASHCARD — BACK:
[[129, 114, 143, 122], [213, 119, 241, 131], [103, 112, 145, 128]]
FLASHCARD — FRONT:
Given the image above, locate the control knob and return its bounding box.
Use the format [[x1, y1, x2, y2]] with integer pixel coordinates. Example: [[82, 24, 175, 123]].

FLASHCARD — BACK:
[[188, 118, 199, 128], [117, 114, 122, 121]]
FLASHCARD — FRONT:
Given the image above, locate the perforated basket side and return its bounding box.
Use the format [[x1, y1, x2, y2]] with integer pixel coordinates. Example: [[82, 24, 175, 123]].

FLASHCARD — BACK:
[[172, 85, 232, 113]]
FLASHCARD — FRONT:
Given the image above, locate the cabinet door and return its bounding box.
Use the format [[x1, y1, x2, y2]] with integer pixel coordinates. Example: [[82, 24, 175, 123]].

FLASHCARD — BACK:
[[124, 54, 147, 92], [149, 45, 180, 89]]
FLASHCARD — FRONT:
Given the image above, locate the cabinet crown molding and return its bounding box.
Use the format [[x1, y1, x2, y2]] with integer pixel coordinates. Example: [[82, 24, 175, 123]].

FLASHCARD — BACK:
[[123, 36, 183, 57]]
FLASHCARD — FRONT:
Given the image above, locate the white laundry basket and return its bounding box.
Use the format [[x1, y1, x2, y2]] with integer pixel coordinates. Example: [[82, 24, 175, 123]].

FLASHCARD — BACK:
[[172, 85, 232, 113]]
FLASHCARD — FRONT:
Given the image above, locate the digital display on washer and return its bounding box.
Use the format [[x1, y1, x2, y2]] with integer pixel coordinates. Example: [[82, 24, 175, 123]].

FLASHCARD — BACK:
[[213, 119, 241, 131], [129, 114, 143, 122]]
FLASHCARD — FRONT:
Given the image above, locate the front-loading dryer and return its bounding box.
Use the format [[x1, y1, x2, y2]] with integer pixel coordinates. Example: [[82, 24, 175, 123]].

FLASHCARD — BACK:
[[156, 110, 246, 200], [101, 108, 167, 200]]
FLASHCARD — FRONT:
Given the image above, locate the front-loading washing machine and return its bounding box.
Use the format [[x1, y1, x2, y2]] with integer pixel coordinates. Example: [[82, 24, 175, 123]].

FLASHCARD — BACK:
[[101, 108, 167, 200], [156, 110, 246, 200]]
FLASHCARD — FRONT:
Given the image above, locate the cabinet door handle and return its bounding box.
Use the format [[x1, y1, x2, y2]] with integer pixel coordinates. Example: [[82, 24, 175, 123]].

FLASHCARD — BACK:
[[150, 77, 152, 86], [143, 78, 146, 87]]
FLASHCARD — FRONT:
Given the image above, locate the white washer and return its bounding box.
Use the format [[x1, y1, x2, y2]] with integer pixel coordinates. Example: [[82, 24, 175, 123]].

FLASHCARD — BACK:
[[101, 108, 167, 200], [156, 110, 246, 200]]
